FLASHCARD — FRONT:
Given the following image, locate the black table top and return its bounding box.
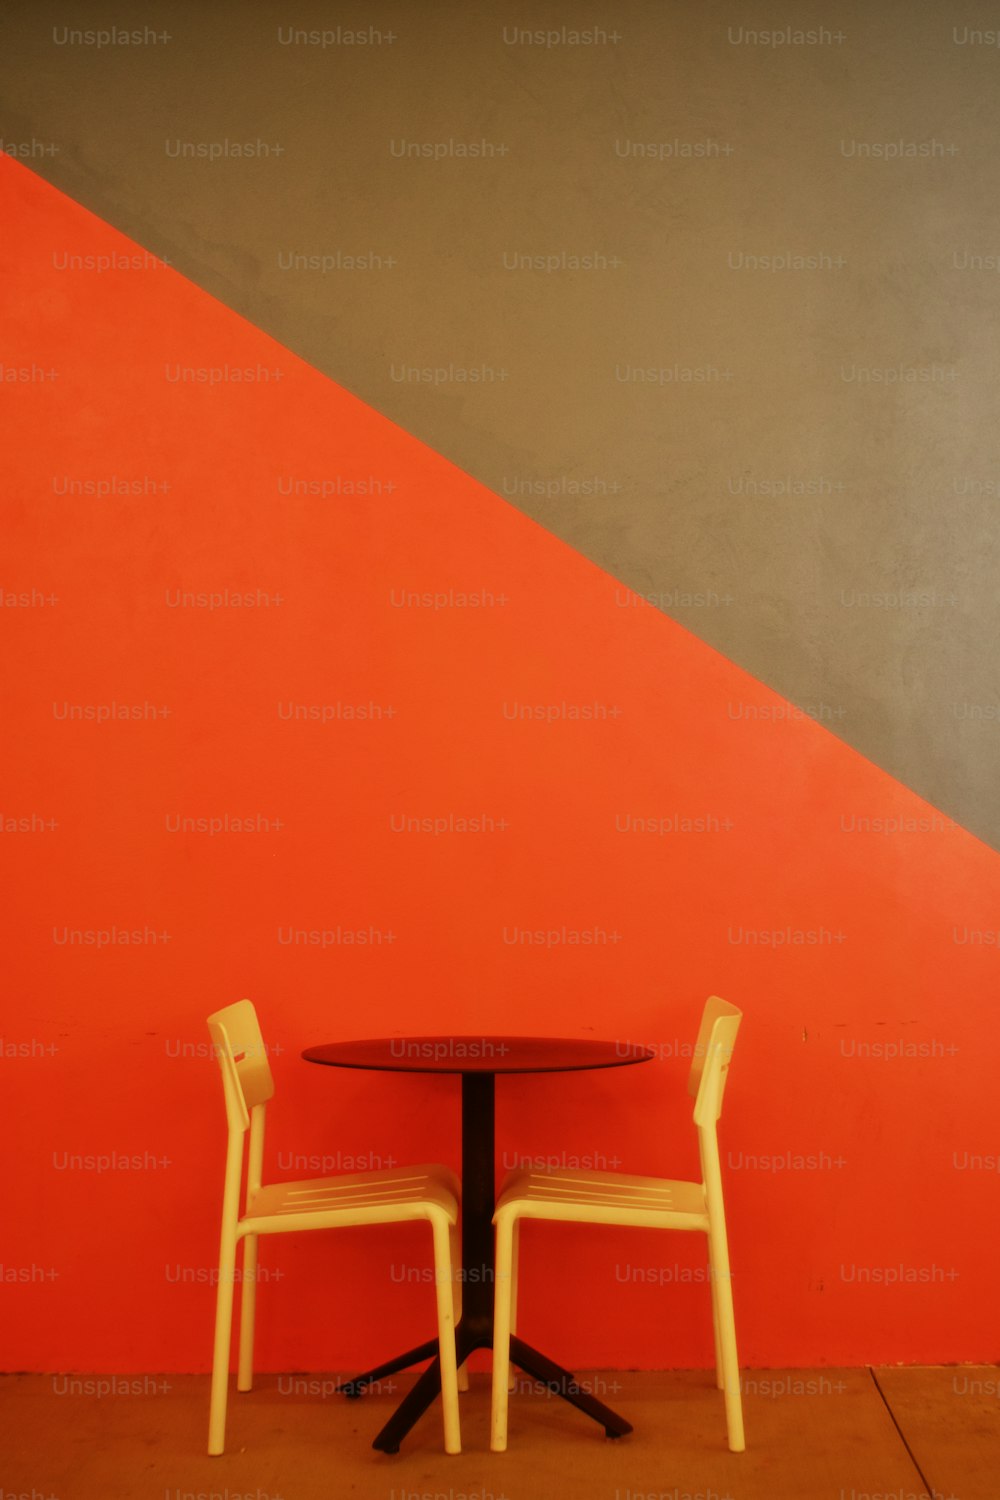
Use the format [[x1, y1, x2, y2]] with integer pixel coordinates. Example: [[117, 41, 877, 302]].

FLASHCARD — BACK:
[[302, 1035, 656, 1075]]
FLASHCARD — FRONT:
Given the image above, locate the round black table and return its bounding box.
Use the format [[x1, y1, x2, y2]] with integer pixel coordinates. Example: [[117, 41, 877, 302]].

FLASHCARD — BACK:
[[302, 1035, 655, 1452]]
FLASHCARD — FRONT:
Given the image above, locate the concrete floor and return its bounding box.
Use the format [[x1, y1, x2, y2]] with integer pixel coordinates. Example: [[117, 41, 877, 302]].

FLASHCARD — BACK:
[[1, 1366, 996, 1500]]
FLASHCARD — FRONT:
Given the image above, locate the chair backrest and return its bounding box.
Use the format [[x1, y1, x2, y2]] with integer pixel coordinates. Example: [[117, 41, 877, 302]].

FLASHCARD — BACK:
[[687, 997, 742, 1128], [206, 998, 276, 1134]]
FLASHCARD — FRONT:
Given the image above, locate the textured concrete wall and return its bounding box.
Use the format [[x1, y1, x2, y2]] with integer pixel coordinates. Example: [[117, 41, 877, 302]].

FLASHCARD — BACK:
[[3, 0, 998, 844]]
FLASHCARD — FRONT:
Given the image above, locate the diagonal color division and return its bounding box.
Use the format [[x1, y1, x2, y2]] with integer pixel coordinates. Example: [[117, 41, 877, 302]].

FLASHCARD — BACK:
[[3, 156, 999, 1376]]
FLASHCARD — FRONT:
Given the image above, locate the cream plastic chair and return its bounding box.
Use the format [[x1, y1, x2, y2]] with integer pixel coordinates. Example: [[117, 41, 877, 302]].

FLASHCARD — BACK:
[[490, 997, 744, 1453], [206, 999, 462, 1456]]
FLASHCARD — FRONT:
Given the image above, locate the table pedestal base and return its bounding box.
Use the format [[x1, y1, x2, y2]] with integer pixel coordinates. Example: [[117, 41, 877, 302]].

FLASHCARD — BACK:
[[338, 1072, 632, 1452], [340, 1326, 632, 1453]]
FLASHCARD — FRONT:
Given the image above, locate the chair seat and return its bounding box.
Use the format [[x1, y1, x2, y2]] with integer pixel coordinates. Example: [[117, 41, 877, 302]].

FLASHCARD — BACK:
[[495, 1166, 709, 1230], [244, 1163, 459, 1233]]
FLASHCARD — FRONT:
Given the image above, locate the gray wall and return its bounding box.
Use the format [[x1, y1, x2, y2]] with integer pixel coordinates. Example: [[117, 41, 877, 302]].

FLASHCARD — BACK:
[[4, 0, 998, 842]]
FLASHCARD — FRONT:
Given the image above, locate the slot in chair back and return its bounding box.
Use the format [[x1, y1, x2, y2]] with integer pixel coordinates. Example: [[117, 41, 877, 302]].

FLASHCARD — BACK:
[[208, 998, 275, 1129], [688, 995, 741, 1125]]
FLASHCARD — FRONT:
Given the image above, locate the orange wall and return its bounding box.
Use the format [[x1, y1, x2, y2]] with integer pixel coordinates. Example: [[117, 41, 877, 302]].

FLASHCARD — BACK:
[[4, 155, 1000, 1374]]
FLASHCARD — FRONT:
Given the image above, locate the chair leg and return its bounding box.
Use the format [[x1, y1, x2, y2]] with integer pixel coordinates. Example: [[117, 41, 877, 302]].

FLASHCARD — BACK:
[[448, 1221, 469, 1393], [707, 1221, 745, 1452], [507, 1219, 519, 1393], [237, 1233, 258, 1392], [490, 1209, 516, 1451], [432, 1217, 462, 1455], [706, 1239, 724, 1390], [208, 1225, 239, 1455]]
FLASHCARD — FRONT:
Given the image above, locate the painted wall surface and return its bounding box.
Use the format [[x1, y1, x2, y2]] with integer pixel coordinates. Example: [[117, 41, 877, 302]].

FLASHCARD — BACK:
[[2, 4, 1000, 1378], [3, 1, 999, 843]]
